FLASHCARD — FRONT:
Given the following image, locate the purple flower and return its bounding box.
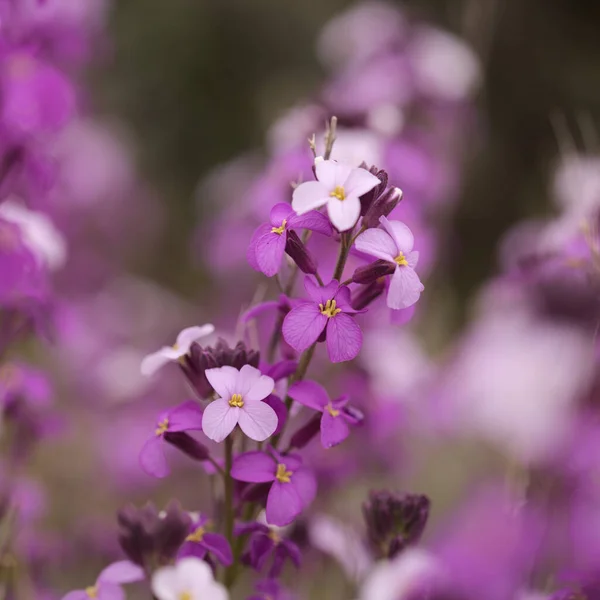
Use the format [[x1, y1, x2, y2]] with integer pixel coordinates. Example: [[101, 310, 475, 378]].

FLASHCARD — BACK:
[[139, 400, 206, 478], [292, 159, 381, 231], [288, 380, 363, 448], [247, 579, 295, 600], [62, 560, 144, 600], [236, 519, 301, 577], [354, 216, 424, 309], [231, 448, 317, 526], [247, 202, 332, 277], [202, 365, 277, 443], [178, 514, 233, 566], [282, 277, 364, 363]]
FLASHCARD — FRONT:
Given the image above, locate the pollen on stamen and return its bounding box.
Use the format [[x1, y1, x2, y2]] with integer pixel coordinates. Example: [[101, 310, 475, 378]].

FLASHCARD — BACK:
[[85, 586, 98, 599], [186, 525, 205, 543], [394, 252, 408, 267], [326, 404, 340, 417], [329, 185, 346, 201], [229, 393, 244, 408], [275, 463, 293, 483], [155, 418, 169, 436], [271, 219, 287, 235], [178, 592, 193, 600], [319, 299, 342, 318]]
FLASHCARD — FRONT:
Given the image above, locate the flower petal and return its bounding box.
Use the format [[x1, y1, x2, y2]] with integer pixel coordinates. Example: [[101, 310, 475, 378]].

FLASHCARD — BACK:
[[242, 367, 275, 402], [379, 216, 414, 254], [201, 399, 239, 443], [204, 366, 239, 399], [178, 541, 208, 561], [238, 401, 278, 441], [255, 231, 287, 277], [291, 181, 330, 214], [269, 203, 295, 226], [98, 561, 145, 585], [140, 347, 180, 376], [354, 228, 398, 262], [288, 380, 330, 411], [151, 566, 179, 600], [387, 267, 424, 310], [343, 167, 381, 198], [327, 196, 361, 232], [167, 400, 204, 432], [288, 210, 333, 236], [266, 481, 303, 527], [139, 436, 169, 478], [266, 360, 298, 381], [304, 275, 339, 304], [203, 533, 233, 566], [262, 394, 287, 435], [173, 557, 215, 591], [326, 314, 362, 363], [282, 303, 327, 353], [406, 250, 419, 269], [247, 223, 272, 271], [315, 159, 352, 189], [62, 592, 88, 600], [176, 325, 215, 353], [231, 451, 277, 483], [97, 583, 125, 600], [290, 466, 317, 507], [320, 410, 350, 448]]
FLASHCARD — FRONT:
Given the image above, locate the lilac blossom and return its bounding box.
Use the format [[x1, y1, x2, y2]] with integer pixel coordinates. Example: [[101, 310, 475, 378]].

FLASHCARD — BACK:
[[151, 557, 228, 600], [247, 202, 332, 277], [139, 400, 206, 478], [282, 277, 364, 363], [354, 216, 424, 310], [288, 380, 362, 448], [202, 364, 277, 442], [292, 159, 380, 231], [140, 324, 215, 376], [178, 513, 232, 566], [231, 448, 316, 526], [62, 560, 144, 600]]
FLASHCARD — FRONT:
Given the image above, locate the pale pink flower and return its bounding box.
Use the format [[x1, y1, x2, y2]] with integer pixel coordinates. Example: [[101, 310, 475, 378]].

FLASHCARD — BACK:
[[152, 557, 228, 600]]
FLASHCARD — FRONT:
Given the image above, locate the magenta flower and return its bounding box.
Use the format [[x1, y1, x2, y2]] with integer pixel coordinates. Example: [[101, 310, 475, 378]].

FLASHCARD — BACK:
[[62, 560, 144, 600], [282, 277, 364, 363], [202, 365, 277, 443], [288, 380, 363, 448], [178, 514, 233, 566], [231, 448, 316, 526], [292, 159, 381, 231], [247, 202, 332, 277], [354, 216, 424, 309], [139, 400, 207, 478]]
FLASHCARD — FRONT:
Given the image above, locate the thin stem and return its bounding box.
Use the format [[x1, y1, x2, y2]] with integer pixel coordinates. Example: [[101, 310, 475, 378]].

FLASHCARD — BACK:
[[207, 456, 225, 476], [314, 272, 324, 286], [323, 116, 338, 160], [333, 232, 352, 282], [223, 437, 235, 588]]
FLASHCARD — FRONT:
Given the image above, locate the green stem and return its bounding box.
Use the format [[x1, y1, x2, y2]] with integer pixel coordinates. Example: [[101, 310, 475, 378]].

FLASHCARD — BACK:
[[223, 437, 235, 588], [333, 232, 352, 282]]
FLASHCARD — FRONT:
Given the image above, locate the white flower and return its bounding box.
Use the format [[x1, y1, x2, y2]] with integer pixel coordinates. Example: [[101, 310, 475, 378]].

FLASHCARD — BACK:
[[292, 159, 380, 232], [151, 557, 228, 600], [140, 324, 214, 376]]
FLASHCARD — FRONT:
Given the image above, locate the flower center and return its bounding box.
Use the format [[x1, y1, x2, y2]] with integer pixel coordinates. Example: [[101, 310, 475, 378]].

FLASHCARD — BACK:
[[229, 393, 244, 408], [319, 299, 341, 318], [85, 586, 98, 599], [186, 525, 205, 543], [326, 403, 340, 417], [155, 418, 169, 436], [329, 185, 346, 201], [275, 463, 293, 483], [268, 529, 281, 544], [271, 219, 287, 235], [178, 592, 193, 600], [394, 252, 408, 267]]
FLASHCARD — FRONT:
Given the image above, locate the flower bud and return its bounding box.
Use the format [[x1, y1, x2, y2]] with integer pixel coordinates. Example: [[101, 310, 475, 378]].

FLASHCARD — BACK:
[[290, 413, 321, 449], [351, 280, 386, 310], [362, 186, 403, 229], [352, 260, 396, 285], [359, 166, 388, 216], [285, 229, 318, 275], [164, 431, 209, 461]]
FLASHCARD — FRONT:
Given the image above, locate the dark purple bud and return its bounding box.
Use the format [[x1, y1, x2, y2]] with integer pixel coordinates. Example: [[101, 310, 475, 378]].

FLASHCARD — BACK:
[[285, 230, 318, 275], [362, 186, 403, 229], [290, 414, 321, 449], [363, 491, 430, 559], [351, 280, 386, 310], [359, 166, 389, 216], [352, 260, 396, 285], [164, 431, 209, 461]]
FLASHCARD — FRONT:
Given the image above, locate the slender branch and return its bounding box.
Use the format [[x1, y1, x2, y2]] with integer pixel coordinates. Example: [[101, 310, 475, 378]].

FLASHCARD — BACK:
[[223, 437, 235, 588], [314, 272, 324, 286], [333, 232, 352, 282], [323, 116, 338, 160]]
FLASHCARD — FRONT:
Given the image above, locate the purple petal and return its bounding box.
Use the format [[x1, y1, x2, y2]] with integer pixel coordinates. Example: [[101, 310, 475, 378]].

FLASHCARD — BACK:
[[204, 366, 239, 399], [269, 203, 294, 227], [262, 394, 287, 435], [97, 582, 125, 600], [380, 216, 415, 254], [167, 400, 204, 432], [290, 414, 321, 449], [387, 266, 424, 310], [327, 196, 361, 232], [98, 561, 145, 585], [238, 401, 278, 442], [247, 223, 272, 272], [62, 592, 88, 600], [290, 467, 317, 508], [266, 481, 303, 527], [342, 405, 364, 426], [243, 301, 281, 322], [282, 303, 327, 353], [201, 399, 239, 443], [315, 160, 352, 189], [304, 275, 339, 304], [231, 451, 277, 483], [288, 380, 329, 411], [343, 167, 381, 197], [281, 539, 302, 568], [178, 541, 208, 560], [242, 366, 275, 402], [266, 360, 298, 381], [390, 304, 417, 325], [320, 410, 350, 448], [354, 228, 398, 262], [139, 436, 169, 478], [248, 533, 275, 571], [326, 314, 362, 363], [288, 210, 333, 236], [203, 533, 233, 566], [291, 181, 330, 214], [407, 250, 419, 268], [333, 285, 363, 313], [255, 232, 287, 277]]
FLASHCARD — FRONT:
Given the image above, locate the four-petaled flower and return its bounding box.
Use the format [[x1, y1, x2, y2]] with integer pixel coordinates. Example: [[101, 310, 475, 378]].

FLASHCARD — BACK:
[[354, 216, 424, 309], [178, 513, 233, 566], [247, 203, 332, 277], [141, 325, 215, 376], [202, 365, 277, 443], [292, 159, 381, 232], [282, 277, 364, 363], [62, 560, 144, 600], [151, 557, 229, 600], [231, 448, 316, 526], [288, 380, 363, 448]]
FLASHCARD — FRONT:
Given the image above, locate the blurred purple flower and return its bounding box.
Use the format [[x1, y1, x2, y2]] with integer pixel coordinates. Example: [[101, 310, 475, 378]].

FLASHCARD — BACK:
[[178, 513, 232, 566]]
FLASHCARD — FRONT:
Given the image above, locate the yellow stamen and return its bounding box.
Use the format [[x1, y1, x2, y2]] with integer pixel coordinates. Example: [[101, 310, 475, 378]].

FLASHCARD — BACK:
[[178, 592, 193, 600], [319, 299, 341, 318], [326, 404, 340, 417], [394, 252, 408, 267], [155, 418, 169, 436], [329, 185, 346, 201], [268, 529, 281, 544], [275, 463, 293, 483], [85, 586, 98, 599], [229, 393, 244, 408], [271, 219, 287, 235], [186, 525, 205, 543]]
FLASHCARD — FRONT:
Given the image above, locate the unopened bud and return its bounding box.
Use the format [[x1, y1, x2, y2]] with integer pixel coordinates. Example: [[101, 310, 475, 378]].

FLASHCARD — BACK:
[[285, 230, 318, 275], [351, 280, 386, 310], [359, 166, 389, 216], [362, 187, 403, 229], [352, 260, 396, 285]]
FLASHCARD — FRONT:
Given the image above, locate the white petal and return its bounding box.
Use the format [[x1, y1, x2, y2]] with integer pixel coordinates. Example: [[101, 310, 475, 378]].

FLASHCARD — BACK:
[[354, 228, 398, 261], [202, 399, 239, 443], [380, 216, 414, 253], [343, 167, 381, 198], [292, 181, 330, 214], [406, 250, 419, 268], [151, 565, 180, 600], [316, 159, 352, 189], [387, 267, 424, 310], [175, 324, 215, 353], [140, 347, 182, 376], [238, 401, 278, 441], [176, 558, 214, 592], [205, 366, 239, 399], [327, 196, 361, 232]]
